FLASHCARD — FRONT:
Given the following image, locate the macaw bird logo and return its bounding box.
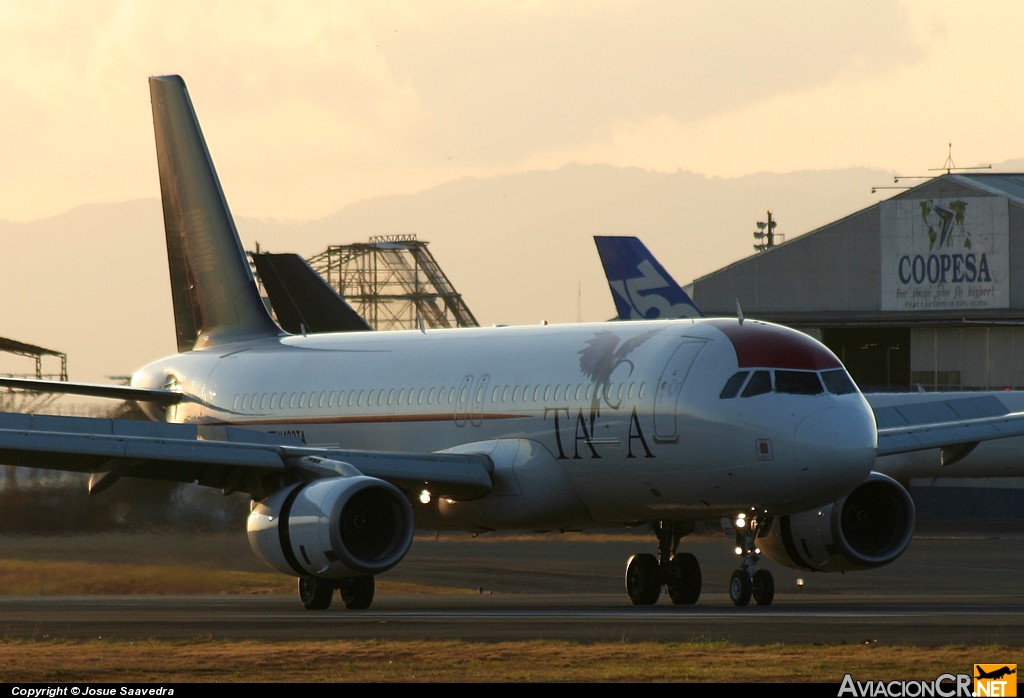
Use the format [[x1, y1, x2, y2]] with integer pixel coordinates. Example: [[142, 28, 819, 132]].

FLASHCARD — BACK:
[[578, 329, 661, 410], [919, 199, 971, 251]]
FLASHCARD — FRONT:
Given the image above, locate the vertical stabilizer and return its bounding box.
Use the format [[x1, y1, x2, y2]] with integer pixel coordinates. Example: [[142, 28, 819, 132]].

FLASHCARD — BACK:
[[252, 252, 373, 334], [149, 75, 283, 352], [594, 236, 703, 320]]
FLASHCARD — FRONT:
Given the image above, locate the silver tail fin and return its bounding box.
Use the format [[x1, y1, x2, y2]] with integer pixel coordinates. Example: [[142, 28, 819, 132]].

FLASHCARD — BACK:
[[149, 75, 283, 352]]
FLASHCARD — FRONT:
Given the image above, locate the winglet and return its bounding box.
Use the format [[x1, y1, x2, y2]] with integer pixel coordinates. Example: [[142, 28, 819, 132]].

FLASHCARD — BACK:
[[149, 75, 283, 352], [593, 236, 703, 320]]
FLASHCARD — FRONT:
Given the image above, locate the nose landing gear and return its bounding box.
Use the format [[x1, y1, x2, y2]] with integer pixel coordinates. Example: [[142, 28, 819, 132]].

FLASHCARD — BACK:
[[727, 512, 774, 607]]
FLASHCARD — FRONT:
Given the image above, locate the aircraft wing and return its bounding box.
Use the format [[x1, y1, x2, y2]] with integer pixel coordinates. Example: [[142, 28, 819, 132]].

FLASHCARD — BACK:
[[0, 377, 183, 405], [873, 392, 1024, 467], [0, 411, 493, 501]]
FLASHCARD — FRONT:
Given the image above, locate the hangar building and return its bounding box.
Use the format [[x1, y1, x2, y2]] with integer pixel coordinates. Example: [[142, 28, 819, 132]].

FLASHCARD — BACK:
[[690, 173, 1024, 523], [691, 173, 1024, 394]]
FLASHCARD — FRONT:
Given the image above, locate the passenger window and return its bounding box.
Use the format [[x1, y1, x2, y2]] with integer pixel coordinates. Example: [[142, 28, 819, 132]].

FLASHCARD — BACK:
[[719, 371, 749, 399], [822, 369, 858, 395], [775, 370, 824, 395], [741, 371, 772, 397]]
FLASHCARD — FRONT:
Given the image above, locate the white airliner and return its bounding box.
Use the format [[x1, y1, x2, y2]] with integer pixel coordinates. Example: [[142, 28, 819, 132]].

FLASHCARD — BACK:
[[2, 76, 1024, 612]]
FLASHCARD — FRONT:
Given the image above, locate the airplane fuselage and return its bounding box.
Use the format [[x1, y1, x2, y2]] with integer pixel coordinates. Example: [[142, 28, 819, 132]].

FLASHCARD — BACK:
[[132, 317, 878, 529]]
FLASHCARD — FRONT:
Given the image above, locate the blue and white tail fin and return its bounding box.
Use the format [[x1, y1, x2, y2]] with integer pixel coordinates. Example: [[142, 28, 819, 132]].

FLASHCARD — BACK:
[[149, 75, 284, 352], [593, 236, 703, 320]]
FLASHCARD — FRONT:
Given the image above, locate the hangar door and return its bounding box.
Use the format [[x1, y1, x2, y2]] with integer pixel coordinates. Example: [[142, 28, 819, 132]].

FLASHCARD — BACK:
[[821, 328, 910, 393]]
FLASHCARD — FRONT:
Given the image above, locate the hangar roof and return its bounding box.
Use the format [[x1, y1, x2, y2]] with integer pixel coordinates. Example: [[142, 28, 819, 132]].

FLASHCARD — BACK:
[[948, 173, 1024, 205]]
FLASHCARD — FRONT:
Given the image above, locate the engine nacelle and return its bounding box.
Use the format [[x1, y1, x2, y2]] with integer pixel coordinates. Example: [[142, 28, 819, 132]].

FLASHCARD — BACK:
[[758, 472, 916, 573], [247, 474, 414, 580]]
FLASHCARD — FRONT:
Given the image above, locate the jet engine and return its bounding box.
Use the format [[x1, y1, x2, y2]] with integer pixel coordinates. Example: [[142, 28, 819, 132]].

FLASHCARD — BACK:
[[247, 474, 414, 580], [758, 472, 915, 573]]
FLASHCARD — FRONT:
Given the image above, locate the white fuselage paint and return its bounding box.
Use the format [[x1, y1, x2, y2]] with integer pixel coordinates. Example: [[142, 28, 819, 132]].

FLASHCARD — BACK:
[[131, 318, 878, 529]]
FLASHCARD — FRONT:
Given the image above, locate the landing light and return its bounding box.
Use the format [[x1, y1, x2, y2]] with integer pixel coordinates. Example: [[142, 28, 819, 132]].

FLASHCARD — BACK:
[[419, 490, 432, 504], [734, 547, 743, 556]]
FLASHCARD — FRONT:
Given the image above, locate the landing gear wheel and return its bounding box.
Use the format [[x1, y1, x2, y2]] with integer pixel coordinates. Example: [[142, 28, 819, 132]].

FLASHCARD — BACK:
[[339, 575, 375, 610], [666, 553, 702, 605], [625, 553, 661, 606], [729, 570, 752, 607], [298, 576, 334, 610], [752, 569, 775, 606]]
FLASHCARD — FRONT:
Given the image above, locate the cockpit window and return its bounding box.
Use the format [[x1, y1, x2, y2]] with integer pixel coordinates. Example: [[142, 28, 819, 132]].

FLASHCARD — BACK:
[[719, 371, 749, 399], [822, 369, 857, 395], [775, 370, 824, 395], [741, 370, 772, 397]]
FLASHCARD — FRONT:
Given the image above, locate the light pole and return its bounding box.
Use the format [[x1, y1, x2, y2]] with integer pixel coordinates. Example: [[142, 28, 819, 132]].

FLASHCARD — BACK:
[[753, 211, 777, 252]]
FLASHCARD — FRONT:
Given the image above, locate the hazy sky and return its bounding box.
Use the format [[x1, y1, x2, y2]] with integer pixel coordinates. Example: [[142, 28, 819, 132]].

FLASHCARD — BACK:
[[2, 0, 1024, 386], [1, 0, 1020, 225]]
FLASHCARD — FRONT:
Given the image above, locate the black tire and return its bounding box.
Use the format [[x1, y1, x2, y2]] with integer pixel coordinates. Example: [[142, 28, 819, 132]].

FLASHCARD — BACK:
[[625, 553, 661, 606], [752, 569, 775, 606], [666, 553, 702, 605], [298, 576, 334, 611], [729, 569, 752, 607], [339, 575, 375, 610]]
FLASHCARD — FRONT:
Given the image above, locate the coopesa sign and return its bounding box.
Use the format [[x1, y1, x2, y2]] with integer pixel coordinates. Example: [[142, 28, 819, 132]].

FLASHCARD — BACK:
[[897, 253, 991, 284], [881, 197, 1008, 311]]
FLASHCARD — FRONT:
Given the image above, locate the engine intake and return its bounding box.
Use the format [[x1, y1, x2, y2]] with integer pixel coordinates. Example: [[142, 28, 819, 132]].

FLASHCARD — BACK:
[[759, 472, 915, 573], [247, 474, 414, 580]]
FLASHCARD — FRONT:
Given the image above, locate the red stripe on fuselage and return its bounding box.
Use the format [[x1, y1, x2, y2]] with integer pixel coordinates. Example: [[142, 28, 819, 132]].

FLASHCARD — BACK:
[[708, 318, 842, 370], [209, 412, 528, 427]]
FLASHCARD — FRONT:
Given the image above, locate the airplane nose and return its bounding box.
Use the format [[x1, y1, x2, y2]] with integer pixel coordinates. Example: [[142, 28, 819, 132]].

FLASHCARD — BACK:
[[794, 403, 877, 489]]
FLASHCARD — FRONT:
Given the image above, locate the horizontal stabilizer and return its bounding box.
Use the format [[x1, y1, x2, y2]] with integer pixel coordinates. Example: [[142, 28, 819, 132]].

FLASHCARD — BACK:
[[0, 377, 183, 404]]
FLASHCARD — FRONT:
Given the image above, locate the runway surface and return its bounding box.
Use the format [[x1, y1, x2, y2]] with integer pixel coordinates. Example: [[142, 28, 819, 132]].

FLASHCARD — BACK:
[[0, 523, 1021, 645]]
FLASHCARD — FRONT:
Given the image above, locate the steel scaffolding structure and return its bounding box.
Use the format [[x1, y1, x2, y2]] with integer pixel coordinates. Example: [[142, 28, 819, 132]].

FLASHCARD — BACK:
[[0, 337, 67, 413], [305, 234, 479, 331]]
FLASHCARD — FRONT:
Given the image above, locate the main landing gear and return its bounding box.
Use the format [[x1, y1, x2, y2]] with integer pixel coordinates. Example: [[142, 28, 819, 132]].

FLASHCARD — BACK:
[[298, 574, 376, 611], [624, 521, 702, 606], [624, 515, 776, 607]]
